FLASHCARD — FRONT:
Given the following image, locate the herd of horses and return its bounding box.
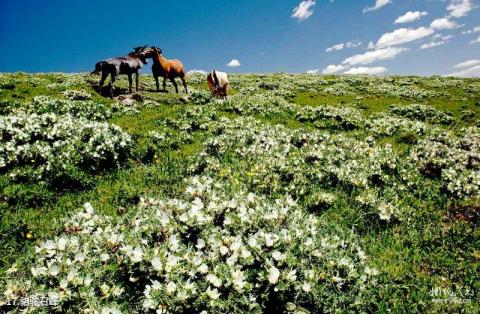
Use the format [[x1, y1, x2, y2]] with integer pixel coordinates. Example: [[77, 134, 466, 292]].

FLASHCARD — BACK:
[[91, 46, 229, 99]]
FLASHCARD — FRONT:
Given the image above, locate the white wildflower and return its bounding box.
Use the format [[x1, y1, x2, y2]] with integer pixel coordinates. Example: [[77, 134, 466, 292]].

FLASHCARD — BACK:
[[206, 287, 221, 300], [206, 274, 222, 287], [151, 257, 163, 271], [166, 282, 177, 295], [302, 282, 312, 292], [268, 266, 280, 284]]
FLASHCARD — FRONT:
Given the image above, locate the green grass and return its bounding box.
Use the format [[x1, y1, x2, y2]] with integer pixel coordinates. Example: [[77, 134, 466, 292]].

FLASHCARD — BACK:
[[1, 72, 479, 312]]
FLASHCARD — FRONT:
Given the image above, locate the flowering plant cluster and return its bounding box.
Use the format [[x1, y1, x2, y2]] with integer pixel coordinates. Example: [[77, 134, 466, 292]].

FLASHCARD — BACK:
[[189, 88, 213, 105], [296, 105, 365, 130], [0, 73, 88, 91], [186, 116, 406, 222], [323, 83, 357, 96], [0, 73, 50, 90], [4, 177, 378, 313], [366, 113, 430, 137], [62, 89, 92, 100], [29, 96, 112, 120], [411, 127, 480, 199], [365, 82, 438, 99], [220, 92, 295, 117], [389, 104, 454, 125], [0, 111, 131, 185], [45, 74, 90, 90]]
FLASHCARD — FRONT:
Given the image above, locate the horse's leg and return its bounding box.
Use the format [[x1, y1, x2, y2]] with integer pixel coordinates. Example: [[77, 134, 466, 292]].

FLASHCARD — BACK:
[[109, 73, 116, 99], [154, 76, 160, 92], [170, 77, 178, 94], [180, 75, 188, 93], [99, 71, 107, 87], [162, 76, 167, 93], [135, 72, 139, 92], [128, 74, 133, 93], [223, 84, 228, 100], [109, 72, 116, 85], [207, 77, 215, 95]]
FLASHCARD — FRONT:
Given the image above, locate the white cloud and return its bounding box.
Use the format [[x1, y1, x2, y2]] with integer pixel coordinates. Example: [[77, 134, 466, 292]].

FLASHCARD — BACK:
[[306, 69, 319, 74], [226, 59, 241, 67], [430, 18, 458, 30], [346, 40, 362, 48], [394, 11, 428, 24], [453, 59, 480, 68], [448, 65, 480, 77], [326, 40, 361, 52], [420, 41, 447, 49], [462, 25, 480, 34], [363, 0, 391, 13], [433, 34, 453, 40], [326, 43, 344, 52], [186, 69, 207, 75], [421, 32, 454, 49], [322, 64, 346, 74], [376, 27, 435, 48], [344, 66, 387, 75], [342, 47, 408, 66], [447, 0, 475, 18], [470, 35, 480, 43], [292, 0, 316, 21]]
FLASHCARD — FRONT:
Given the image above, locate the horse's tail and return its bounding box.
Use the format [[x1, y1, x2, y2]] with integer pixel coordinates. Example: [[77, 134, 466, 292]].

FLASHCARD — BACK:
[[91, 61, 106, 75]]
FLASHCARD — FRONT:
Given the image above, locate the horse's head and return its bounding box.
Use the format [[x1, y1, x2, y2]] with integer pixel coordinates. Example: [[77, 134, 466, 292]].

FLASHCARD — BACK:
[[139, 46, 162, 59], [132, 45, 148, 64], [132, 45, 148, 54]]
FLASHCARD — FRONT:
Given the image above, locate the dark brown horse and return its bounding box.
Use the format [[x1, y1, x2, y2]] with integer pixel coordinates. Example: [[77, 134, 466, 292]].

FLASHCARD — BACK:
[[91, 46, 148, 98], [140, 47, 188, 94]]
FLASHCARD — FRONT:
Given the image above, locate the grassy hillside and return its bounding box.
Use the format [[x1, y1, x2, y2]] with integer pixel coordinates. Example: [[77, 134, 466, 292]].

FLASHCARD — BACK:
[[1, 72, 479, 313]]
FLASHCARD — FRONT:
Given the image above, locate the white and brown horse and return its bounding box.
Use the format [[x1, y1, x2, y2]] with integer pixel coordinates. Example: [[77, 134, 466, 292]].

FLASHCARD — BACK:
[[207, 70, 228, 99]]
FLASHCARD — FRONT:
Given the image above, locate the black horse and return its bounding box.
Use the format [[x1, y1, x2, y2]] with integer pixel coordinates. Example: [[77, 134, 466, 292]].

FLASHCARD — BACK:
[[91, 46, 148, 98]]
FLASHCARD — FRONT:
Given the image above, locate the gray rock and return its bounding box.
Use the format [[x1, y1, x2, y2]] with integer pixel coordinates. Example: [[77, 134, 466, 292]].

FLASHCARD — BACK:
[[121, 98, 135, 106]]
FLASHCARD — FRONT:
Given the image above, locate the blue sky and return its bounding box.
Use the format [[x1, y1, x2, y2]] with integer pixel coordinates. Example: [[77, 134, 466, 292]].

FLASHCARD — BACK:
[[0, 0, 479, 76]]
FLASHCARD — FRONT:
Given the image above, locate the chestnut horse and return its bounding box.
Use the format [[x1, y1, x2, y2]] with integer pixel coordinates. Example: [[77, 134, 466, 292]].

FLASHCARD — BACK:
[[140, 47, 188, 94]]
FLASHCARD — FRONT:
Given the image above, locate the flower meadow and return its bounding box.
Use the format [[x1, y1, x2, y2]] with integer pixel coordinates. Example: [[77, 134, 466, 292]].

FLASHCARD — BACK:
[[0, 72, 479, 313]]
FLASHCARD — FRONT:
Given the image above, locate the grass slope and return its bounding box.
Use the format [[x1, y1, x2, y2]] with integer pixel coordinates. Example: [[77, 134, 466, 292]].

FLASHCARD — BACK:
[[0, 72, 479, 313]]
